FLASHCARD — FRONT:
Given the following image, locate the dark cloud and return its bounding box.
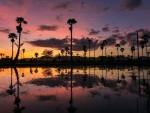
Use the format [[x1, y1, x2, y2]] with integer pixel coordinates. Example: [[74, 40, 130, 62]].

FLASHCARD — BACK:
[[121, 0, 142, 11], [52, 1, 73, 11], [102, 26, 110, 32], [26, 38, 70, 49], [55, 14, 63, 22], [105, 37, 116, 46], [112, 29, 119, 33], [0, 28, 10, 33], [38, 25, 59, 31], [88, 29, 100, 35], [112, 26, 119, 33], [120, 39, 127, 45], [22, 30, 30, 34], [102, 7, 109, 12], [26, 37, 101, 51]]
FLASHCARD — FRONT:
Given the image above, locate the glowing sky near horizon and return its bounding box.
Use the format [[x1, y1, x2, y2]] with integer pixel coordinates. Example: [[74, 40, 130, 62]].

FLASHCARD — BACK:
[[0, 0, 150, 58]]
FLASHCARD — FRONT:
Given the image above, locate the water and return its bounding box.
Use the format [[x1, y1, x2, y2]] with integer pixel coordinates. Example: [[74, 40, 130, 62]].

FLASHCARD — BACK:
[[0, 66, 150, 113]]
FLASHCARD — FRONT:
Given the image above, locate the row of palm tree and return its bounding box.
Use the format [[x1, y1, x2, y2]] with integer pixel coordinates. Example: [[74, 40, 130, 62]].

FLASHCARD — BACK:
[[7, 17, 150, 63]]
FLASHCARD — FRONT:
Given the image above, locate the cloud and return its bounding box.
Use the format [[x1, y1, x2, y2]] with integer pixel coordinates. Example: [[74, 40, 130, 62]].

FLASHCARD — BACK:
[[0, 28, 10, 33], [112, 26, 119, 33], [102, 7, 109, 12], [26, 38, 70, 49], [55, 14, 63, 22], [120, 0, 142, 11], [22, 30, 30, 34], [38, 25, 59, 31], [88, 29, 100, 35], [52, 1, 73, 11], [102, 26, 110, 32], [26, 37, 101, 51]]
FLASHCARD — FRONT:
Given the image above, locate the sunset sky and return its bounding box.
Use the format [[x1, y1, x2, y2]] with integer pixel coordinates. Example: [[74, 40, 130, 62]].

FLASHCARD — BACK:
[[0, 0, 150, 58]]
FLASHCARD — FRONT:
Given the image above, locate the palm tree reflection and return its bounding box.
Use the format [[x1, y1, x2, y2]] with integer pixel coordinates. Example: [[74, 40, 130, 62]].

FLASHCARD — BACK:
[[67, 69, 77, 113], [13, 67, 25, 113], [6, 68, 16, 95]]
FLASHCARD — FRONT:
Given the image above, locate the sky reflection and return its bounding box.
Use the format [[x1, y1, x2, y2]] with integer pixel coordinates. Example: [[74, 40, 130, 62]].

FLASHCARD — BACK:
[[0, 66, 150, 113]]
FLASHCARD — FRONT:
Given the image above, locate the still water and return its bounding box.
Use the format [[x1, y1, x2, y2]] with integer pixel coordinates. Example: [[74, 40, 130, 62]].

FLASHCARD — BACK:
[[0, 66, 150, 113]]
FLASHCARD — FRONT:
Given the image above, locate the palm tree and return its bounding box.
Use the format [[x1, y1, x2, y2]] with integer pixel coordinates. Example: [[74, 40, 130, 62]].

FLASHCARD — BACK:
[[141, 34, 150, 57], [0, 53, 2, 59], [147, 52, 150, 60], [35, 52, 39, 61], [100, 43, 104, 56], [88, 39, 92, 62], [83, 45, 87, 61], [102, 40, 107, 57], [130, 43, 135, 59], [115, 43, 120, 57], [140, 41, 145, 58], [8, 33, 17, 61], [111, 52, 113, 57], [14, 17, 27, 63], [67, 18, 77, 63], [61, 49, 65, 56], [120, 48, 124, 56], [65, 47, 69, 61], [22, 49, 25, 59]]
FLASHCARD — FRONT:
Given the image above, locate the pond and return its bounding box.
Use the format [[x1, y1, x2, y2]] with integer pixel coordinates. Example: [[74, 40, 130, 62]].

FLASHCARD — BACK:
[[0, 66, 150, 113]]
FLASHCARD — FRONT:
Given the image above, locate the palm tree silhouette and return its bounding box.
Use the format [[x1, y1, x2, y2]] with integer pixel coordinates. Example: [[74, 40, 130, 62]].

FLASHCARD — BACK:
[[115, 44, 120, 56], [120, 48, 124, 56], [141, 34, 150, 58], [65, 47, 69, 61], [88, 39, 92, 62], [22, 49, 25, 59], [130, 43, 135, 60], [8, 33, 17, 61], [100, 43, 104, 56], [35, 52, 39, 62], [67, 18, 77, 63], [14, 17, 27, 63], [83, 45, 87, 61], [140, 41, 145, 58], [102, 40, 107, 57]]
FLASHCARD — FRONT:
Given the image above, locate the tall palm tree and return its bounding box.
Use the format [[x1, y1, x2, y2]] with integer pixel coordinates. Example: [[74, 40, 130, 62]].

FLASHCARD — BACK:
[[140, 41, 145, 58], [120, 48, 125, 56], [141, 34, 150, 57], [14, 17, 27, 63], [102, 40, 107, 57], [35, 52, 39, 62], [65, 47, 69, 61], [115, 43, 120, 57], [8, 33, 17, 61], [67, 18, 77, 63], [130, 43, 135, 59], [22, 49, 25, 59], [88, 39, 92, 62]]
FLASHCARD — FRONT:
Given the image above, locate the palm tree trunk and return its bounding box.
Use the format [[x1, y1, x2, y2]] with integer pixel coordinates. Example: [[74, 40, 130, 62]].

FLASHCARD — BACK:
[[14, 24, 21, 63], [12, 42, 14, 61], [105, 46, 107, 57], [146, 44, 148, 61]]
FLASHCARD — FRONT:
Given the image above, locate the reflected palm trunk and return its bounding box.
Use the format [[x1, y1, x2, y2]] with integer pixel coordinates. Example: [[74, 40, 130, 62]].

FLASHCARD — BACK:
[[6, 68, 16, 95], [13, 67, 25, 113], [67, 68, 77, 113]]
